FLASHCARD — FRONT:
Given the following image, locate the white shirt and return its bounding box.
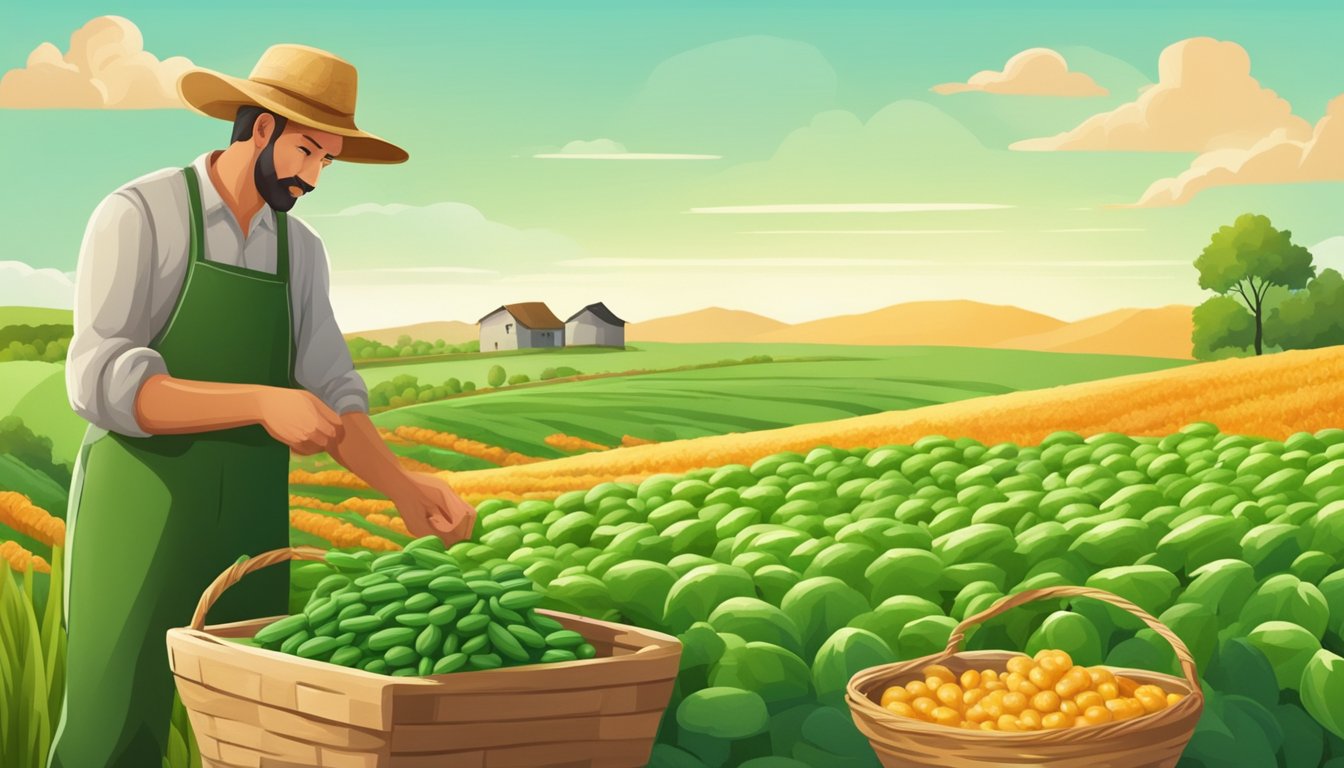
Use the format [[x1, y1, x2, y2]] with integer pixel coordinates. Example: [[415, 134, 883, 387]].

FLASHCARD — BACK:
[[66, 151, 368, 439]]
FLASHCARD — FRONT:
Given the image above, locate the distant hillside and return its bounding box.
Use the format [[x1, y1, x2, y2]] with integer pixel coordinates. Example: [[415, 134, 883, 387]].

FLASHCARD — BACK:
[[626, 308, 789, 343], [0, 306, 73, 327], [994, 305, 1193, 359], [750, 300, 1065, 346], [345, 300, 1197, 358], [344, 321, 477, 346]]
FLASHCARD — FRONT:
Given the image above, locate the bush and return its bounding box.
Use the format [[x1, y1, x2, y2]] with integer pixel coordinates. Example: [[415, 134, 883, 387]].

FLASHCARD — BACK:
[[508, 374, 530, 385], [487, 365, 506, 387], [463, 381, 476, 392]]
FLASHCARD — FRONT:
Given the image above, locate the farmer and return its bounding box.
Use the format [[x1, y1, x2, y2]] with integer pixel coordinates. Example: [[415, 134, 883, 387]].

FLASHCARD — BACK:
[[50, 44, 477, 766]]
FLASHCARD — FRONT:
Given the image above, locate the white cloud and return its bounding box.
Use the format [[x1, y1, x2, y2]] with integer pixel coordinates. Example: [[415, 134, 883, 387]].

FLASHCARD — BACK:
[[306, 201, 591, 273], [739, 228, 1142, 234], [554, 256, 1180, 269], [0, 16, 192, 109], [1011, 37, 1311, 152], [688, 203, 1012, 214], [1311, 236, 1344, 272], [932, 48, 1107, 97], [0, 262, 75, 307], [557, 257, 936, 267], [742, 229, 1003, 234], [531, 137, 722, 160]]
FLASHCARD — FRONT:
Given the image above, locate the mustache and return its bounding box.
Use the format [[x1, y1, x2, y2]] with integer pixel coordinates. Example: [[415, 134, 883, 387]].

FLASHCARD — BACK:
[[278, 176, 315, 194]]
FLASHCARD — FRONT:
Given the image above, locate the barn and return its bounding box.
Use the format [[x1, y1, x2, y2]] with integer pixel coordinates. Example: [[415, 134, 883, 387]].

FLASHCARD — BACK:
[[476, 302, 566, 351], [564, 302, 627, 347]]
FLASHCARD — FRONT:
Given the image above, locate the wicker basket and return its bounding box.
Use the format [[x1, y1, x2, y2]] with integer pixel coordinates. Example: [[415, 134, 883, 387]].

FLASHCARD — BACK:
[[165, 546, 683, 768], [846, 586, 1204, 768]]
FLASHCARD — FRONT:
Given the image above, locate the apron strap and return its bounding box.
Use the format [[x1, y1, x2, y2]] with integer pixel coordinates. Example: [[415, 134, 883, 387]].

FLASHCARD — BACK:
[[275, 211, 289, 282], [182, 165, 207, 269], [183, 164, 291, 282]]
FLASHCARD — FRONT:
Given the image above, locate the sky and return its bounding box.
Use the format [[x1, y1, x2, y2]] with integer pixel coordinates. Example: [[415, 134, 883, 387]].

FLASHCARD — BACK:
[[2, 0, 1343, 330]]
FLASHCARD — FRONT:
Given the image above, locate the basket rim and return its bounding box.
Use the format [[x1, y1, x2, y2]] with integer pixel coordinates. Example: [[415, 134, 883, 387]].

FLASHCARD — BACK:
[[846, 649, 1204, 742], [166, 607, 683, 684]]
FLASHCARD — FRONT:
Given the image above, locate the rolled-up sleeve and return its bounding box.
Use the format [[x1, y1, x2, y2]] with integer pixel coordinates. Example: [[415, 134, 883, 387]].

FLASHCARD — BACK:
[[66, 191, 169, 438], [292, 226, 368, 414]]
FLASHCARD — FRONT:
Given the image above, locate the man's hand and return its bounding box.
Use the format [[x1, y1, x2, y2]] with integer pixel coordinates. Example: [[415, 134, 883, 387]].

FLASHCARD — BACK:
[[254, 388, 344, 454], [391, 472, 478, 547]]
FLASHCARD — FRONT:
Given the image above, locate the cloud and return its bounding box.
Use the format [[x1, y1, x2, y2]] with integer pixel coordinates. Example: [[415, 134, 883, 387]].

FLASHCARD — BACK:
[[0, 262, 74, 308], [1130, 95, 1344, 206], [0, 16, 192, 109], [305, 201, 591, 274], [531, 138, 722, 160], [1310, 236, 1344, 271], [1011, 37, 1312, 152], [931, 48, 1107, 97], [689, 203, 1011, 213], [611, 35, 839, 159]]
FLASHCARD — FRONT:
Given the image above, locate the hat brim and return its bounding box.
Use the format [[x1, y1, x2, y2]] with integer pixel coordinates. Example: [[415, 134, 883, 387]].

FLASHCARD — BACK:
[[177, 69, 408, 164]]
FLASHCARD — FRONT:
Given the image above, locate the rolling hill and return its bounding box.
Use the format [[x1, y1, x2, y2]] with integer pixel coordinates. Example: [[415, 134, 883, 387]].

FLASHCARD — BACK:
[[993, 305, 1193, 359], [428, 343, 1343, 498], [626, 308, 790, 343], [749, 300, 1066, 347], [343, 320, 477, 346], [350, 301, 1194, 359]]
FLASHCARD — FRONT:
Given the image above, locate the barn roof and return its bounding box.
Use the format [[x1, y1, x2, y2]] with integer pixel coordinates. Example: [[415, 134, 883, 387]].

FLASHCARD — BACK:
[[475, 302, 565, 329], [564, 302, 627, 326]]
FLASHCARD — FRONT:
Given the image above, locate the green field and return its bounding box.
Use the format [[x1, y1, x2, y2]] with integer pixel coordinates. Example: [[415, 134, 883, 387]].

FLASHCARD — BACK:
[[366, 346, 1193, 465], [359, 341, 1193, 393], [0, 306, 72, 328]]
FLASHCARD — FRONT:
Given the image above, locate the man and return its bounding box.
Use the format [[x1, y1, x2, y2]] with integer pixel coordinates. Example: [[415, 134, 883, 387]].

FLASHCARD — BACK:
[[50, 44, 478, 766]]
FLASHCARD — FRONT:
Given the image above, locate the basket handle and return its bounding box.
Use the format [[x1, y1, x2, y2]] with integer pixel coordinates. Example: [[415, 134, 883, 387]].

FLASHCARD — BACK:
[[940, 586, 1200, 694], [189, 546, 329, 631]]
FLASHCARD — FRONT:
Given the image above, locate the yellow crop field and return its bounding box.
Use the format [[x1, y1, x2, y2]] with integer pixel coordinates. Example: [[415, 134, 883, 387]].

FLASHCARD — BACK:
[[429, 346, 1344, 499], [0, 491, 65, 548], [544, 433, 611, 453]]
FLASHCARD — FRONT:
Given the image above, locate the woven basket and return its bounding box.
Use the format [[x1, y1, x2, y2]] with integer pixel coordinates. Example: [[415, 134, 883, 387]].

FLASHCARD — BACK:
[[165, 546, 683, 768], [846, 586, 1204, 768]]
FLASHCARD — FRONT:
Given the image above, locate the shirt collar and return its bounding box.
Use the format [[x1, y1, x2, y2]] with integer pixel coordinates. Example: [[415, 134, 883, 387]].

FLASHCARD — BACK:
[[193, 151, 276, 234]]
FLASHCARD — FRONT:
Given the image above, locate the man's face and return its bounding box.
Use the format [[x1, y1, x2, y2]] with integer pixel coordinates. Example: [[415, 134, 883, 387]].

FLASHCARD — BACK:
[[250, 114, 345, 212]]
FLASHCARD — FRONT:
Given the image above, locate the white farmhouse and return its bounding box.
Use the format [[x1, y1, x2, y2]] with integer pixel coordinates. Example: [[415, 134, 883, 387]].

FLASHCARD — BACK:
[[564, 302, 627, 347], [476, 302, 565, 351]]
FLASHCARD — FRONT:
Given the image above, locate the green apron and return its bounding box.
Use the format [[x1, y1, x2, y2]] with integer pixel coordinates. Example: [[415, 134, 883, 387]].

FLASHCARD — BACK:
[[49, 165, 299, 767]]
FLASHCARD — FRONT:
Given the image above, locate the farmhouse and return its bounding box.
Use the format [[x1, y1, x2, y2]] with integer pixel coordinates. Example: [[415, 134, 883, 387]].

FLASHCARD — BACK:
[[564, 302, 627, 348], [476, 302, 565, 351]]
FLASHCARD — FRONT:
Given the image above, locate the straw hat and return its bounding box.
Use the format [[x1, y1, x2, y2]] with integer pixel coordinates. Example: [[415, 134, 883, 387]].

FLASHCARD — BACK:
[[178, 44, 407, 164]]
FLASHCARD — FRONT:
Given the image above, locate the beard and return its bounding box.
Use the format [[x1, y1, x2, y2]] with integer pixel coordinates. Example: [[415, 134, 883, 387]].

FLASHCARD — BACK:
[[253, 138, 314, 212]]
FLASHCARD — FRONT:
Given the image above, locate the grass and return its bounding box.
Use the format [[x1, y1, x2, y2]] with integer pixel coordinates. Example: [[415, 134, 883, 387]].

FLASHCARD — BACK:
[[0, 308, 72, 328], [0, 548, 65, 768]]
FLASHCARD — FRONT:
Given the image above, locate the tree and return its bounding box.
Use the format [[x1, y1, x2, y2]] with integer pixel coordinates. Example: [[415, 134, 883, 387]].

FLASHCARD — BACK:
[[1194, 213, 1315, 355], [1191, 296, 1255, 360], [487, 365, 506, 387], [1266, 268, 1344, 350]]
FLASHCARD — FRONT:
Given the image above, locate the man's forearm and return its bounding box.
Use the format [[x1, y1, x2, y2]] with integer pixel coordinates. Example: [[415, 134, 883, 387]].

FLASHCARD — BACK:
[[327, 411, 415, 499], [133, 373, 266, 434]]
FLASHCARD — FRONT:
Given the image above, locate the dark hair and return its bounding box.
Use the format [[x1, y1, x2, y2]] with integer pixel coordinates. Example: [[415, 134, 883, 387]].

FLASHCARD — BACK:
[[231, 105, 289, 144]]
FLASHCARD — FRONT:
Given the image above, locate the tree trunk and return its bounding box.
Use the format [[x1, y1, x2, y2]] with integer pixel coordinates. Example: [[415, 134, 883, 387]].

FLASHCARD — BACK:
[[1254, 300, 1263, 355]]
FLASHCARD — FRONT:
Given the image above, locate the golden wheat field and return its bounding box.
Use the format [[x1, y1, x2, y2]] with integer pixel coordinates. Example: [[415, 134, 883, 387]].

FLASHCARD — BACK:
[[427, 345, 1344, 499]]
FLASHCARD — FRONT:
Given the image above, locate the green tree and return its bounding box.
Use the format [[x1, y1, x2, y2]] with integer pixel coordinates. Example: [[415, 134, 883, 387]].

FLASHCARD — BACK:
[[487, 365, 506, 387], [0, 415, 72, 487], [397, 334, 412, 348], [1266, 268, 1344, 350], [1194, 213, 1315, 355], [1191, 296, 1255, 360]]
